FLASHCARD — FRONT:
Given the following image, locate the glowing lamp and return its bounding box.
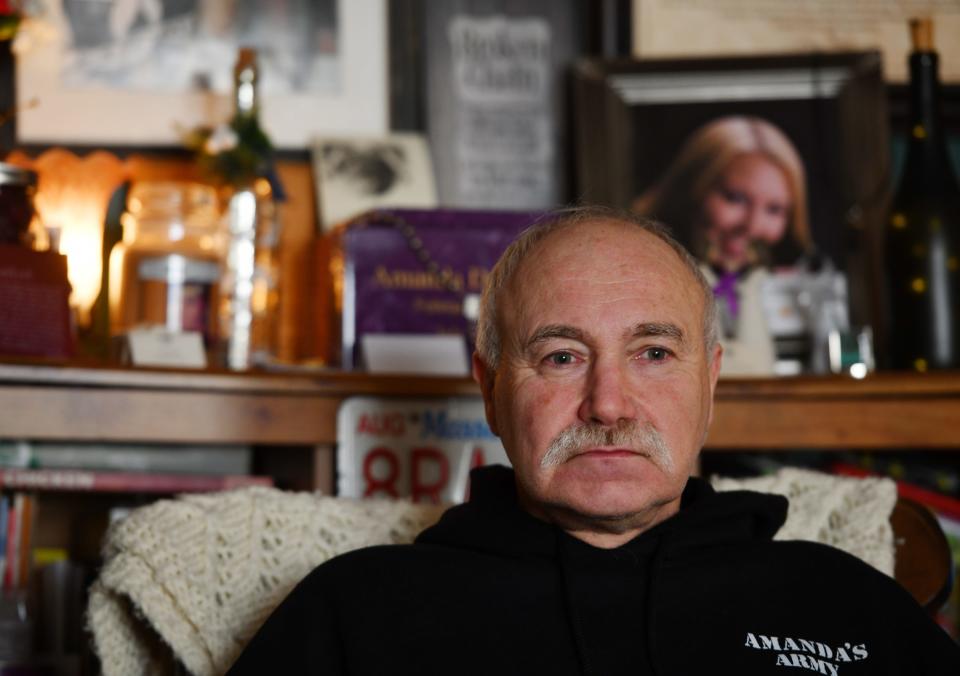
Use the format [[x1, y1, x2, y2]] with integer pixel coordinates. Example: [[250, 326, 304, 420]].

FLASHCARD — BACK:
[[14, 148, 127, 326]]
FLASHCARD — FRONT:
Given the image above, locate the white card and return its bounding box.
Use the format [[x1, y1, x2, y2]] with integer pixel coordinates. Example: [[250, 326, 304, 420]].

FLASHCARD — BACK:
[[127, 327, 207, 369], [362, 333, 469, 376]]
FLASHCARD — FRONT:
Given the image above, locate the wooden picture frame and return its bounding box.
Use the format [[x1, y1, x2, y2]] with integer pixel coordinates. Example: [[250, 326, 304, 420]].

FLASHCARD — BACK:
[[574, 52, 891, 374], [573, 52, 890, 328]]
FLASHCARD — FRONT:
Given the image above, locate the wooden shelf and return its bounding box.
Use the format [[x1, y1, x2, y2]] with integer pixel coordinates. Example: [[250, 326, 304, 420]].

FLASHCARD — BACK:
[[709, 372, 960, 450], [0, 362, 476, 445], [1, 362, 958, 450]]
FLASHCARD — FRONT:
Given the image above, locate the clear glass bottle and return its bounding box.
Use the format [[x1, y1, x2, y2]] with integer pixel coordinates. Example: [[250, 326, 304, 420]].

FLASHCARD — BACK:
[[883, 18, 960, 371], [218, 48, 282, 370]]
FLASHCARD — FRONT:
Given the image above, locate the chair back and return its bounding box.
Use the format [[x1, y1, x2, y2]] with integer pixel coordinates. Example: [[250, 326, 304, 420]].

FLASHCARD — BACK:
[[891, 497, 953, 615]]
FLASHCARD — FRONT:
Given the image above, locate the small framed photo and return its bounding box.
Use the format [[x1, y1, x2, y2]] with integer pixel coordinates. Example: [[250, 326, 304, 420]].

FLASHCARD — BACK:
[[311, 133, 437, 231], [573, 52, 889, 374]]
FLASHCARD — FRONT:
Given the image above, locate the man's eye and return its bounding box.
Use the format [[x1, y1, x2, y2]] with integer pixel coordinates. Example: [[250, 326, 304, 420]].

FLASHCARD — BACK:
[[546, 351, 577, 366], [641, 347, 671, 362]]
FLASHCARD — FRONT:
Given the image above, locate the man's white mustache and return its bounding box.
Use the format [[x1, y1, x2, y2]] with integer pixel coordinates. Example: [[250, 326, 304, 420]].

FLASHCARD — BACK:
[[540, 421, 674, 472]]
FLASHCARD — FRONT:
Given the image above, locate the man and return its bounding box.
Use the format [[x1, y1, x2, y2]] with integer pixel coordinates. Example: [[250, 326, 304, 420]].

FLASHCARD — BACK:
[[230, 207, 960, 674]]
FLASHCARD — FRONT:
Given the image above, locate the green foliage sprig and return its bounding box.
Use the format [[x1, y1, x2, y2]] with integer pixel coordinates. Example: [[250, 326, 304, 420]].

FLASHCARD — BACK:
[[182, 112, 273, 188]]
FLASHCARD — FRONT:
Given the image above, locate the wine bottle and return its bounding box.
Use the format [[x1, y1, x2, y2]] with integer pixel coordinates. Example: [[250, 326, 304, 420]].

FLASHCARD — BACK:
[[219, 48, 282, 370], [228, 47, 273, 183], [884, 18, 960, 371]]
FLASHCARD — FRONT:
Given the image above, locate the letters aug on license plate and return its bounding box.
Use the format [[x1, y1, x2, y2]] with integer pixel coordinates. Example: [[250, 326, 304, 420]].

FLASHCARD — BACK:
[[336, 397, 510, 503]]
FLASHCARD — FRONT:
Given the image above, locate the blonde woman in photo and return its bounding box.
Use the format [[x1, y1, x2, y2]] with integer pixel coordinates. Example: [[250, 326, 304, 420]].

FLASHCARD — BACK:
[[634, 116, 812, 374]]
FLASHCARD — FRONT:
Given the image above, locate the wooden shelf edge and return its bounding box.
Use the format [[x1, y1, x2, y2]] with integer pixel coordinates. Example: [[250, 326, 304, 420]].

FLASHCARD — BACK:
[[716, 371, 960, 399], [3, 362, 960, 449], [0, 362, 480, 397], [4, 361, 958, 400]]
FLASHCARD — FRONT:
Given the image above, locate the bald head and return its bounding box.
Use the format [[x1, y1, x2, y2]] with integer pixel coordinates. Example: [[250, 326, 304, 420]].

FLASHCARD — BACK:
[[475, 206, 719, 371]]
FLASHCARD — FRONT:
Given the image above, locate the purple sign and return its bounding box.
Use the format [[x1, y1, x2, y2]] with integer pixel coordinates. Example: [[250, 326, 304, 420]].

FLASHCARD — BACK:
[[342, 209, 538, 369]]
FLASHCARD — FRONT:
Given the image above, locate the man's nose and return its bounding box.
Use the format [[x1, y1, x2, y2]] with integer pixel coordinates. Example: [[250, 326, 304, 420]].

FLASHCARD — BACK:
[[577, 358, 636, 427]]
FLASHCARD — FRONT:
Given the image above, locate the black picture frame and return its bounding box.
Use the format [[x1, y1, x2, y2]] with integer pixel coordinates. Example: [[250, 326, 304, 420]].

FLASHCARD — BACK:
[[389, 0, 632, 131], [573, 51, 890, 327], [388, 0, 632, 208]]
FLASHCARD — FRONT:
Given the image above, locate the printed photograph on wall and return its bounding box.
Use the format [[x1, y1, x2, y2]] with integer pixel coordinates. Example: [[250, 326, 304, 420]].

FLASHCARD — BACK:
[[56, 0, 339, 94], [575, 53, 889, 376], [17, 0, 388, 146]]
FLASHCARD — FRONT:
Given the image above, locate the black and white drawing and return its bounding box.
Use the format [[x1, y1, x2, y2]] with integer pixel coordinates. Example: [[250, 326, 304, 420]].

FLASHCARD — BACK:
[[57, 0, 339, 94], [17, 0, 388, 147], [312, 133, 438, 229]]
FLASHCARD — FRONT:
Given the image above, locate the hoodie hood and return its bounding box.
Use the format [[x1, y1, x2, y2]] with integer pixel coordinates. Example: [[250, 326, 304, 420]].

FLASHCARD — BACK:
[[416, 464, 788, 558], [416, 465, 789, 676], [234, 465, 960, 676]]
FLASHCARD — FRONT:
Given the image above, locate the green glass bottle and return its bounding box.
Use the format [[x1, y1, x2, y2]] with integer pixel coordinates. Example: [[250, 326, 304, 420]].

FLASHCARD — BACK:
[[884, 18, 960, 372]]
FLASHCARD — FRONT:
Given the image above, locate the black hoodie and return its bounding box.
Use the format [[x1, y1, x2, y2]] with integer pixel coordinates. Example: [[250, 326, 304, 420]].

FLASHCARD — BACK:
[[229, 466, 960, 675]]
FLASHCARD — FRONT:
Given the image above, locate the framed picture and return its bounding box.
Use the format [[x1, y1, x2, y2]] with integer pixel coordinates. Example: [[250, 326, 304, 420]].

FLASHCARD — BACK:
[[631, 0, 960, 84], [389, 0, 604, 210], [311, 132, 437, 230], [573, 52, 889, 373], [17, 0, 387, 148]]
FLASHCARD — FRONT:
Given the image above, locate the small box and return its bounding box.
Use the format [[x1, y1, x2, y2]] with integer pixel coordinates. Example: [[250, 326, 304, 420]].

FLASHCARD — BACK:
[[341, 209, 537, 370], [0, 245, 74, 359]]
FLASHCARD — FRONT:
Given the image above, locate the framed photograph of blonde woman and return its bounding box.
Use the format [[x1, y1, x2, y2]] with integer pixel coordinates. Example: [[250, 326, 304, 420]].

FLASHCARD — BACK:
[[574, 52, 888, 375]]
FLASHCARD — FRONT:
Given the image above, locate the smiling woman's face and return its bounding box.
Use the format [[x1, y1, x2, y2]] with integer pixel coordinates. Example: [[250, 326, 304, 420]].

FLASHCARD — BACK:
[[699, 153, 792, 271]]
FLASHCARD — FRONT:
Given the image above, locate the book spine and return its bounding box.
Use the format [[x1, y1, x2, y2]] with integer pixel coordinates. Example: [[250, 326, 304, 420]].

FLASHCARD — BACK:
[[0, 469, 272, 494], [17, 494, 34, 588], [0, 495, 7, 589], [4, 494, 21, 590]]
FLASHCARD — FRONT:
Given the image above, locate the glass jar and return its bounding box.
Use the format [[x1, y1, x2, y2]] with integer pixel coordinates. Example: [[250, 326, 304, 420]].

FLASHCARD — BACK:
[[0, 162, 38, 246], [110, 182, 222, 347]]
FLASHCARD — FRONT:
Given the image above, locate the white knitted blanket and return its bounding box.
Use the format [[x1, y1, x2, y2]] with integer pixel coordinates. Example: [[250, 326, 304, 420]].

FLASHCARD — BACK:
[[711, 467, 898, 576], [87, 487, 446, 676], [89, 469, 897, 676]]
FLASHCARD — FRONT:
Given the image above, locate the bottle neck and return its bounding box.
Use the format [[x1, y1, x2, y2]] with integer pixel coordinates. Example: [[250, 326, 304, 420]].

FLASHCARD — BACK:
[[907, 51, 945, 147], [234, 62, 258, 119]]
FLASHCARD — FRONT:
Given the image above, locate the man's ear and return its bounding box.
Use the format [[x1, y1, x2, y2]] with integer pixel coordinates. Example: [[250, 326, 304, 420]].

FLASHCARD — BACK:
[[472, 351, 499, 437], [706, 343, 723, 427]]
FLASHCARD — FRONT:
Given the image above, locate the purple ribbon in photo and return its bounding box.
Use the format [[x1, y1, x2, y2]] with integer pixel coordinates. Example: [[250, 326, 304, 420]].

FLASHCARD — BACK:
[[713, 271, 740, 319]]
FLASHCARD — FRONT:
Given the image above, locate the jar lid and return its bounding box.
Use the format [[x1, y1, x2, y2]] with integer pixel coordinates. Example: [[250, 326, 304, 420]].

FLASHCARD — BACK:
[[127, 181, 217, 219], [138, 254, 221, 283], [0, 162, 38, 187]]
